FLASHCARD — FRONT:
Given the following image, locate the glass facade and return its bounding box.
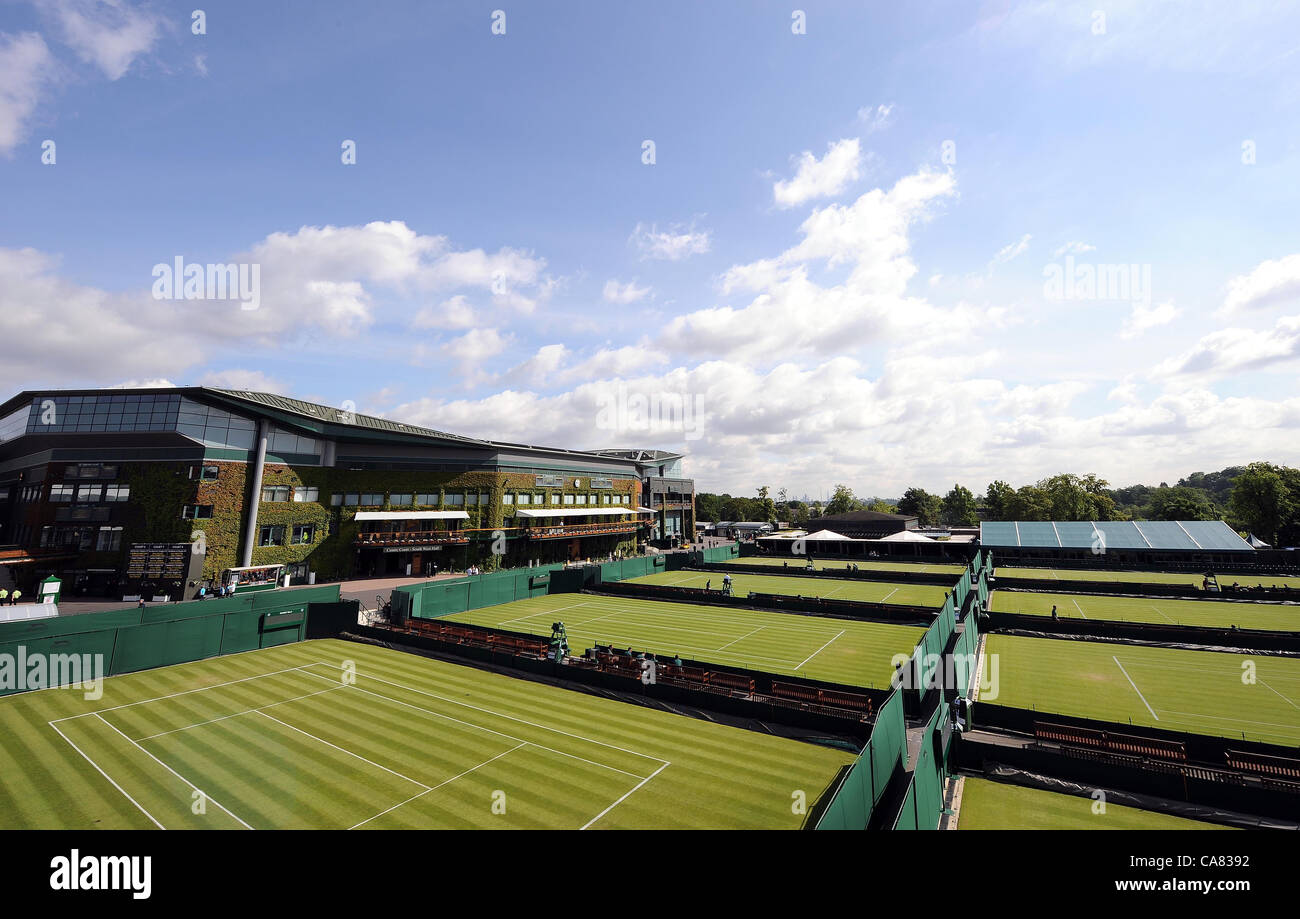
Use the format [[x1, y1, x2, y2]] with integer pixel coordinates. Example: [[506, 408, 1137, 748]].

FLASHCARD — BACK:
[[25, 393, 181, 434], [177, 397, 256, 449], [0, 403, 29, 443]]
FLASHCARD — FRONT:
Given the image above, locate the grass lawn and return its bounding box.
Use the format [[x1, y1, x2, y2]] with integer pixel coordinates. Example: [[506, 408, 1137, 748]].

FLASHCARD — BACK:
[[443, 593, 922, 688], [991, 589, 1300, 631], [628, 569, 952, 607], [720, 556, 967, 576], [957, 777, 1224, 830], [999, 567, 1300, 589], [0, 639, 853, 829], [985, 634, 1300, 745]]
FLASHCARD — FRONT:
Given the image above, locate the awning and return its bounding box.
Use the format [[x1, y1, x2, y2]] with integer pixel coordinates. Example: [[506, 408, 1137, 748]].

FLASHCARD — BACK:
[[515, 507, 637, 518], [874, 530, 936, 542], [635, 506, 656, 513], [803, 529, 850, 541], [353, 511, 471, 521]]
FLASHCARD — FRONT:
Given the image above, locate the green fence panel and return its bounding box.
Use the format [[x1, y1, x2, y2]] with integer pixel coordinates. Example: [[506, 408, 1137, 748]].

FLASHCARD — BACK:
[[110, 614, 225, 675], [219, 610, 261, 655], [869, 689, 905, 800]]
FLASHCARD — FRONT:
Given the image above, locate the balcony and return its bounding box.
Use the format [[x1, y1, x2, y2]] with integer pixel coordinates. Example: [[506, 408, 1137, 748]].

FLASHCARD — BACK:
[[521, 520, 647, 540], [355, 528, 477, 547]]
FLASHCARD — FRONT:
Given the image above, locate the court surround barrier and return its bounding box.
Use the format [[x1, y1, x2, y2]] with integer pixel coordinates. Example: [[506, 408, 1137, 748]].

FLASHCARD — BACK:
[[814, 688, 907, 830], [0, 585, 339, 692]]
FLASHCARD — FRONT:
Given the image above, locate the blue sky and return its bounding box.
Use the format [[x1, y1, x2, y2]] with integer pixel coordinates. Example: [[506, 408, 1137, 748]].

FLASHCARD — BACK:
[[2, 0, 1299, 497]]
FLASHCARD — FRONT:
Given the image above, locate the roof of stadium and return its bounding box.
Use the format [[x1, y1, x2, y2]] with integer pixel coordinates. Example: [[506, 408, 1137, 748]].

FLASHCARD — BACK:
[[979, 520, 1253, 552]]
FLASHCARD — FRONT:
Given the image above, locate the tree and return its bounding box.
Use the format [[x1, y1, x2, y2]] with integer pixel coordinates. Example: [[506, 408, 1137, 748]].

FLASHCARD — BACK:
[[940, 484, 978, 526], [866, 498, 897, 514], [694, 493, 723, 523], [824, 484, 860, 516], [1145, 486, 1218, 521], [1007, 485, 1051, 521], [756, 486, 776, 524], [1229, 462, 1294, 544], [897, 487, 942, 526], [982, 480, 1015, 520]]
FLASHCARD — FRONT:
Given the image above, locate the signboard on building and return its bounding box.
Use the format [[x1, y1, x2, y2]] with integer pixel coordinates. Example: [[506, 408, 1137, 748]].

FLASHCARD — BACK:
[[126, 542, 191, 579], [535, 474, 564, 488], [589, 477, 613, 489]]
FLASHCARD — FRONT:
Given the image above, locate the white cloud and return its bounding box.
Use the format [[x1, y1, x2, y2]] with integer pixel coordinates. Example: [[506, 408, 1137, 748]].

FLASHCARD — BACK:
[[47, 0, 162, 81], [1120, 299, 1179, 339], [602, 279, 650, 304], [630, 221, 711, 261], [1153, 315, 1300, 377], [412, 294, 477, 330], [196, 369, 288, 394], [0, 32, 55, 154], [773, 138, 863, 208], [989, 233, 1032, 270], [661, 168, 965, 363], [442, 328, 510, 363], [1222, 253, 1300, 315], [856, 103, 895, 133], [1053, 240, 1095, 258]]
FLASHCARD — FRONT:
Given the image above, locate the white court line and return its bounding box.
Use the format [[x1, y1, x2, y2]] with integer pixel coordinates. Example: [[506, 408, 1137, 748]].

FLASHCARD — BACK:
[[1159, 709, 1300, 730], [48, 720, 165, 830], [794, 630, 846, 671], [714, 625, 767, 652], [349, 741, 528, 830], [300, 663, 668, 767], [95, 713, 254, 830], [1113, 656, 1158, 721], [133, 684, 347, 741], [496, 601, 590, 627], [581, 761, 670, 830], [50, 664, 314, 723], [880, 588, 900, 603], [1148, 605, 1176, 624], [1259, 679, 1300, 711], [1071, 598, 1088, 619], [255, 710, 430, 790]]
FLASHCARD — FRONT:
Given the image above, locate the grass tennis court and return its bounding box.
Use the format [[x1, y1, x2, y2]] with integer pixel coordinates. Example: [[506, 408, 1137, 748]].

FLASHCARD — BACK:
[[999, 567, 1300, 588], [628, 569, 952, 607], [991, 589, 1299, 631], [443, 593, 922, 688], [957, 778, 1222, 830], [986, 634, 1300, 746], [0, 639, 853, 829], [719, 556, 966, 576]]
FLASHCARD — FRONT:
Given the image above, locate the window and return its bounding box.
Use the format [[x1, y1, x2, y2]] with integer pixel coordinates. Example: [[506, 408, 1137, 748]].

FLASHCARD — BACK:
[[260, 485, 289, 502], [446, 493, 464, 506], [189, 465, 219, 481], [563, 494, 575, 505], [602, 495, 611, 505], [258, 525, 285, 546], [576, 494, 587, 505], [360, 494, 383, 506], [95, 526, 123, 552], [292, 524, 315, 545], [330, 493, 343, 506], [502, 493, 513, 505], [64, 463, 118, 480], [182, 505, 214, 519], [549, 494, 560, 505], [415, 493, 438, 506], [104, 484, 130, 502], [292, 486, 319, 503], [478, 492, 489, 505], [390, 493, 412, 506], [466, 493, 478, 506], [76, 484, 103, 503], [49, 484, 74, 503], [533, 494, 544, 505], [517, 493, 529, 505], [344, 494, 359, 506]]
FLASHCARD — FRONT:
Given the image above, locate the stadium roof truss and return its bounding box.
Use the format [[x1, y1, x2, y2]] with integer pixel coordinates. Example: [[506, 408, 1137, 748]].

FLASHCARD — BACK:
[[978, 519, 1253, 552]]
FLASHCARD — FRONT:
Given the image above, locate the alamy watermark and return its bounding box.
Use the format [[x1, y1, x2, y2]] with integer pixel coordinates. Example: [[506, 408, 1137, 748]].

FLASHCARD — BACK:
[[152, 257, 260, 311], [1043, 255, 1151, 308], [595, 383, 705, 442], [0, 646, 104, 700]]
